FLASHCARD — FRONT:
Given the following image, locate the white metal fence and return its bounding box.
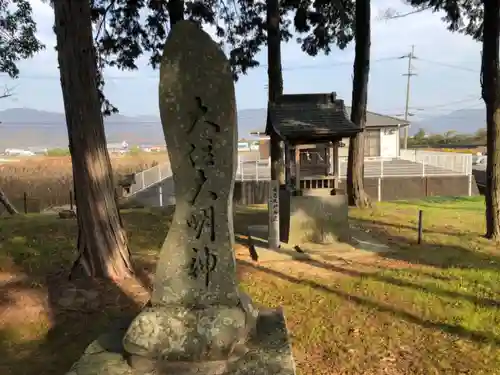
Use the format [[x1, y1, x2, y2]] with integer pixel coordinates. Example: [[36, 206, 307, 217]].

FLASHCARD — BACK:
[[128, 163, 172, 195], [236, 158, 271, 181], [125, 150, 473, 198], [235, 150, 473, 180], [399, 149, 472, 175], [125, 158, 271, 197]]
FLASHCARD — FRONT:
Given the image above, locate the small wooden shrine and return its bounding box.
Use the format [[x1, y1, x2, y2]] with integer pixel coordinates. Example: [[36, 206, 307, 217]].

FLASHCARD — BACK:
[[267, 92, 361, 194]]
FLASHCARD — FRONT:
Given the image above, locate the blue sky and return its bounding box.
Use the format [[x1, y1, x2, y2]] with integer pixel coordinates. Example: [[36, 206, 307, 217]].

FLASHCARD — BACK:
[[0, 0, 485, 122]]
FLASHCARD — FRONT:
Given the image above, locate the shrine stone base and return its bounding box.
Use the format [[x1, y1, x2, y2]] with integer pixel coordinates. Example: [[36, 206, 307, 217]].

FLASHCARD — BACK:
[[288, 195, 350, 245], [64, 308, 297, 375]]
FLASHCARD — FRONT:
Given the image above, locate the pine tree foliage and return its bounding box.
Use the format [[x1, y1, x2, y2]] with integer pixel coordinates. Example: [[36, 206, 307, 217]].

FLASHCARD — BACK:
[[0, 0, 45, 78]]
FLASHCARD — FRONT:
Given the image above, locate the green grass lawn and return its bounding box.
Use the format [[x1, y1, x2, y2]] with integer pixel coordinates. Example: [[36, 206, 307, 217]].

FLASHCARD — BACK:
[[1, 197, 500, 375]]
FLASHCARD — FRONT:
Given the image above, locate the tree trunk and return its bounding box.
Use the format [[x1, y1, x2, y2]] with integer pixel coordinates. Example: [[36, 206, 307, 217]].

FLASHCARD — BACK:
[[482, 0, 500, 240], [347, 0, 371, 208], [0, 188, 19, 215], [267, 0, 285, 185], [53, 1, 133, 280], [167, 0, 184, 28]]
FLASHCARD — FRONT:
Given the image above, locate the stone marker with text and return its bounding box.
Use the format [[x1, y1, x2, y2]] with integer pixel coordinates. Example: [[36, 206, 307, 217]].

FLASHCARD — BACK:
[[63, 21, 297, 375]]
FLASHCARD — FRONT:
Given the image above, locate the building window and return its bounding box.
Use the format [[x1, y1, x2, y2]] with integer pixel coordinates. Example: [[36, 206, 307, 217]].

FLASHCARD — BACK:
[[364, 130, 380, 157]]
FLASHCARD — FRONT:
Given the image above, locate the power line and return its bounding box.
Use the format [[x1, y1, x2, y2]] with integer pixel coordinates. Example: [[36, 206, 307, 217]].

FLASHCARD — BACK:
[[0, 120, 162, 124], [0, 55, 479, 82], [416, 58, 480, 73], [382, 95, 481, 115], [411, 95, 481, 111], [0, 56, 403, 81]]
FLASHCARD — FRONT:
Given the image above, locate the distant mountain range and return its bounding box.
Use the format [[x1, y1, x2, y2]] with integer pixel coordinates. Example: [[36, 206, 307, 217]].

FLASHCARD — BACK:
[[410, 108, 485, 136], [0, 106, 486, 150], [0, 107, 266, 150]]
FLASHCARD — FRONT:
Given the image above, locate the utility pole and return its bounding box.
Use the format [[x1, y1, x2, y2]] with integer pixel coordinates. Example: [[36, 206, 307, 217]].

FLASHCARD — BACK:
[[402, 45, 417, 149]]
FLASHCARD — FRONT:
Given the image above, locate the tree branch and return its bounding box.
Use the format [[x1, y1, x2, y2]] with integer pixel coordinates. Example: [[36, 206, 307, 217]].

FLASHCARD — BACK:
[[379, 6, 432, 21], [0, 86, 15, 99], [94, 0, 116, 41]]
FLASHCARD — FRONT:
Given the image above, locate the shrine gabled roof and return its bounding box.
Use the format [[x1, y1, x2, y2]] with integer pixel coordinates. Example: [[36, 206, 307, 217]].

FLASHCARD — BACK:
[[266, 93, 361, 143]]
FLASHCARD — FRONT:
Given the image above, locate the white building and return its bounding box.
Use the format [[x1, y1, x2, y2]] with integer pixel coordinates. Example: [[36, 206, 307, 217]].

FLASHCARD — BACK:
[[4, 148, 35, 156], [107, 141, 129, 154], [340, 107, 409, 158]]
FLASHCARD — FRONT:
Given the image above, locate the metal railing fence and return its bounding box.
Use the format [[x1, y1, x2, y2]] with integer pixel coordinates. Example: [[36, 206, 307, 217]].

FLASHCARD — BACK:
[[125, 150, 473, 196]]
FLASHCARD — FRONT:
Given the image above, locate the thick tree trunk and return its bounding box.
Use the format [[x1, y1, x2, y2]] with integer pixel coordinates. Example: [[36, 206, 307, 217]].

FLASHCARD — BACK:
[[167, 0, 184, 28], [347, 0, 371, 208], [0, 188, 19, 215], [267, 0, 285, 185], [482, 0, 500, 240], [53, 1, 133, 280]]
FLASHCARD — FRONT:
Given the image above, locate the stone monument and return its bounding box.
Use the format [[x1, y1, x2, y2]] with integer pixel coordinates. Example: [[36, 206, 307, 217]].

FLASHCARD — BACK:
[[64, 21, 297, 375]]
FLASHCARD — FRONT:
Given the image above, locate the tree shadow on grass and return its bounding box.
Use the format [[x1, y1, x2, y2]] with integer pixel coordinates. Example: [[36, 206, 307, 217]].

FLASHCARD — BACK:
[[0, 209, 169, 375], [0, 268, 149, 375], [239, 260, 500, 346], [295, 257, 500, 309], [351, 217, 478, 238], [350, 218, 500, 272]]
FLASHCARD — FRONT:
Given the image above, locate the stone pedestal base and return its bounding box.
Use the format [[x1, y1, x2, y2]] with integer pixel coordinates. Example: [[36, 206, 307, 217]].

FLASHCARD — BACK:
[[288, 195, 349, 245], [65, 308, 296, 375]]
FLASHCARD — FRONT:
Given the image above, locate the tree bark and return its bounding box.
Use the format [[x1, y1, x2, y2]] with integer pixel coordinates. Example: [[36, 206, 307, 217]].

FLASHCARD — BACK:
[[347, 0, 371, 208], [167, 0, 184, 28], [53, 1, 133, 280], [0, 188, 19, 215], [267, 0, 285, 185], [482, 0, 500, 240]]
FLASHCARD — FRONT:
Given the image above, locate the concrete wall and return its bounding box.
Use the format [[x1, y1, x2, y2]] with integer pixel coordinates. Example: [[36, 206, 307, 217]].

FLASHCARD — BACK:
[[233, 175, 478, 205], [119, 174, 478, 211]]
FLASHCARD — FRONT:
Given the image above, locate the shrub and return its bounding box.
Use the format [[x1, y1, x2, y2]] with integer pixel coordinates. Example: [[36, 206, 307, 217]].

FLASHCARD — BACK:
[[46, 148, 71, 157]]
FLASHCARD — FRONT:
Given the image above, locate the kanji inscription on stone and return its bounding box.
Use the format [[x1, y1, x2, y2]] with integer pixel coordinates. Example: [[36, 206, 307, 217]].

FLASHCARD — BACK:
[[187, 205, 215, 241], [188, 246, 217, 287], [187, 96, 221, 136]]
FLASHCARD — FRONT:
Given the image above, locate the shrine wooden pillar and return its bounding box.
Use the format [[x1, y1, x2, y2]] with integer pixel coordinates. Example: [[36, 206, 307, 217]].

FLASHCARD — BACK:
[[294, 146, 301, 193], [284, 142, 292, 187], [327, 141, 334, 176], [333, 140, 340, 190]]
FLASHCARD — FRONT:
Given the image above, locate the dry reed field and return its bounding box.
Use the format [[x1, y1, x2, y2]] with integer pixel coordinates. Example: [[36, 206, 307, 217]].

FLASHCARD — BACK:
[[0, 153, 168, 214]]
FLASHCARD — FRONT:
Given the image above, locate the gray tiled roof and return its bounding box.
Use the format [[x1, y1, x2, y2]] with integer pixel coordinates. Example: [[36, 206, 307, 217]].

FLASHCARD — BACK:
[[270, 105, 360, 140], [247, 100, 409, 137], [344, 107, 409, 127], [268, 93, 361, 141]]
